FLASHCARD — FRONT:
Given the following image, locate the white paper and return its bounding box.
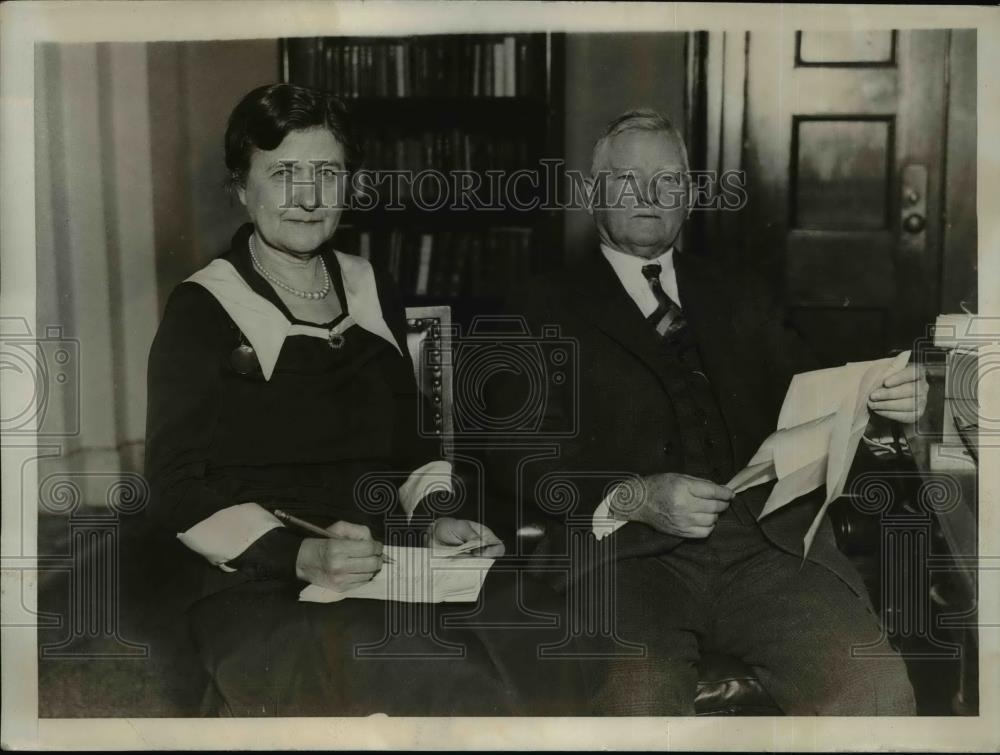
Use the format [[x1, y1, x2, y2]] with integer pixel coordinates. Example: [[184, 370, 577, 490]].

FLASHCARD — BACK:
[[772, 413, 836, 479], [431, 539, 503, 558], [298, 545, 495, 604], [759, 457, 827, 518], [727, 350, 912, 555], [728, 460, 776, 494], [776, 362, 870, 430]]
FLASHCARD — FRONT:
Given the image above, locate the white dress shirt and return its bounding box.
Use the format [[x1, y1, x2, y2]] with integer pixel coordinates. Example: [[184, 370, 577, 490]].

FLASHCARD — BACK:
[[591, 243, 681, 540], [600, 243, 681, 315]]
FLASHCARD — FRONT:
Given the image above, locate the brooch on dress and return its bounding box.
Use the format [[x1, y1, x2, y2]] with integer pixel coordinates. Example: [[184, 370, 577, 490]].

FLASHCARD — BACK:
[[328, 331, 345, 350], [230, 342, 261, 375]]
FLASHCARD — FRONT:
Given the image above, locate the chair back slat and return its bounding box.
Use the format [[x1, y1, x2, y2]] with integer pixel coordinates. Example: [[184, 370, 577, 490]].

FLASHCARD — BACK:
[[404, 305, 453, 455]]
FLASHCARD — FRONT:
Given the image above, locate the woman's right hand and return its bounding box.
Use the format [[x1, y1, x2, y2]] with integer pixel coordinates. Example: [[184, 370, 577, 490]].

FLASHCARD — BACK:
[[294, 521, 384, 590]]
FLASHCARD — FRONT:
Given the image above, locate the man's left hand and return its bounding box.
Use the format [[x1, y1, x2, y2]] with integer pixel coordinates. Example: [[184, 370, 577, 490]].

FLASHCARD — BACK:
[[868, 364, 929, 425]]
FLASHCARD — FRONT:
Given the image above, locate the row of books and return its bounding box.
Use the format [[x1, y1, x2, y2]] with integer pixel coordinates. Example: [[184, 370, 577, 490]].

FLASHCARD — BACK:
[[287, 35, 544, 99], [358, 129, 531, 173], [336, 227, 535, 298]]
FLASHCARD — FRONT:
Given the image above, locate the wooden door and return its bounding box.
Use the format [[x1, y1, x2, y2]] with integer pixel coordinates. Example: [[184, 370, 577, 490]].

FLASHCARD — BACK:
[[742, 30, 948, 365]]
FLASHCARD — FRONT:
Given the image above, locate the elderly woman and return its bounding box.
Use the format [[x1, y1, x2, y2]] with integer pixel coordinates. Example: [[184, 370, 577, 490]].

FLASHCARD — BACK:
[[145, 83, 589, 716]]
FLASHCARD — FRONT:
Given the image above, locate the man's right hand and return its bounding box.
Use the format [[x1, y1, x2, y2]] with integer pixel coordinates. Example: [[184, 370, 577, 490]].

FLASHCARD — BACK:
[[294, 521, 384, 590], [610, 473, 734, 539]]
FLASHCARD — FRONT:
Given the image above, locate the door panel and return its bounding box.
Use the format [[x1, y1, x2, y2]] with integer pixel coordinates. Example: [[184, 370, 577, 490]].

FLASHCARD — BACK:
[[792, 117, 892, 229], [742, 30, 947, 366], [798, 30, 895, 65]]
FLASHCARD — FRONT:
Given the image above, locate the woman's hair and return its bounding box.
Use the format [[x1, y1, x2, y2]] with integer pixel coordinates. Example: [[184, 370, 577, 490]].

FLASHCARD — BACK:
[[224, 83, 362, 190]]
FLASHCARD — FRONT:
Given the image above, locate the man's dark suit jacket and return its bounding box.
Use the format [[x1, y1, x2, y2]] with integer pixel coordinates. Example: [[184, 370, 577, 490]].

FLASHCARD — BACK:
[[486, 248, 868, 599]]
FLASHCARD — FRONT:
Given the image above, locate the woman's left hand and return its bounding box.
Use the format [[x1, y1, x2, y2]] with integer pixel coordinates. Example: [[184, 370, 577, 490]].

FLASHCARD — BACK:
[[429, 518, 505, 557]]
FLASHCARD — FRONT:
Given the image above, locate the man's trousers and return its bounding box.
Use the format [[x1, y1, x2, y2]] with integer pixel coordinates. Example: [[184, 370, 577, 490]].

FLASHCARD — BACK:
[[586, 506, 917, 715]]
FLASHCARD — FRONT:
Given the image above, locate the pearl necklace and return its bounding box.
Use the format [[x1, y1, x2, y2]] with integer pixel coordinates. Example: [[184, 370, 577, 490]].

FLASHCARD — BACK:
[[249, 235, 331, 301]]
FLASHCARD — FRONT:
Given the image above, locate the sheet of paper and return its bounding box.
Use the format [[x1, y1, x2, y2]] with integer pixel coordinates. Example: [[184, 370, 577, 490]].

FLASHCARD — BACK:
[[772, 413, 835, 479], [431, 539, 503, 558], [801, 426, 866, 556], [759, 457, 827, 518], [825, 351, 911, 503], [776, 362, 871, 430], [725, 350, 912, 556], [728, 460, 776, 494], [298, 545, 495, 604]]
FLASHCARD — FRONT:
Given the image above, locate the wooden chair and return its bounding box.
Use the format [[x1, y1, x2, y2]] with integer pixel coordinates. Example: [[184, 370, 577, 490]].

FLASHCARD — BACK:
[[404, 305, 454, 453]]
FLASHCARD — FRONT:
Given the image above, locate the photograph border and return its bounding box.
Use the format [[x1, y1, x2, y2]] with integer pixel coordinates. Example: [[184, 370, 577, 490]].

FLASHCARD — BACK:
[[2, 1, 998, 750]]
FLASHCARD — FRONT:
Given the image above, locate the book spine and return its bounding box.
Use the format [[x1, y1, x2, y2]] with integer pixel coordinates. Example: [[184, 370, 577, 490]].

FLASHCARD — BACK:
[[448, 235, 467, 297], [337, 43, 346, 96], [521, 229, 534, 279], [308, 37, 319, 88], [424, 131, 433, 172], [366, 43, 374, 97], [493, 42, 503, 98], [389, 230, 402, 283], [468, 234, 483, 297], [416, 234, 433, 295], [419, 43, 429, 97], [316, 38, 326, 91], [377, 43, 388, 97], [363, 43, 370, 97], [472, 43, 481, 97], [325, 40, 336, 94], [299, 38, 317, 88], [516, 37, 528, 97], [395, 45, 406, 97], [504, 36, 516, 97], [434, 41, 445, 97], [341, 44, 349, 96], [483, 42, 493, 97]]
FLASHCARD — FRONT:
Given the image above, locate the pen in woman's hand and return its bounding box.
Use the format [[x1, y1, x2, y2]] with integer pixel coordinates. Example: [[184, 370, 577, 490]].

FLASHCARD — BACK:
[[274, 510, 396, 564]]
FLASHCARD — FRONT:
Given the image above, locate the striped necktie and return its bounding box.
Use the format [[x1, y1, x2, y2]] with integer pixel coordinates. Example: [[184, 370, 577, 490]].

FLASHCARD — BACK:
[[641, 263, 687, 340]]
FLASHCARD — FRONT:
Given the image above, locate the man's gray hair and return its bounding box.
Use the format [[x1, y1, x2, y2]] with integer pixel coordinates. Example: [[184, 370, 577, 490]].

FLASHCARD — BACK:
[[590, 109, 690, 176]]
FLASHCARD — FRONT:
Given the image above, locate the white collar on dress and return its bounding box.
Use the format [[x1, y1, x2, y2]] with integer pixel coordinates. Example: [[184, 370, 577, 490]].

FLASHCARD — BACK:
[[186, 251, 402, 381]]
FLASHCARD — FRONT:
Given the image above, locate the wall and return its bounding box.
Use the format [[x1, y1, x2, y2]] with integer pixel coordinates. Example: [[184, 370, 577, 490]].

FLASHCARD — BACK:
[[147, 39, 279, 310], [35, 42, 159, 483], [562, 33, 688, 261], [33, 39, 279, 508]]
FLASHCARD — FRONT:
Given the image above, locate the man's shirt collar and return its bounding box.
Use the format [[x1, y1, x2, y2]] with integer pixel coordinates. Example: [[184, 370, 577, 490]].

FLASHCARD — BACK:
[[599, 242, 681, 317]]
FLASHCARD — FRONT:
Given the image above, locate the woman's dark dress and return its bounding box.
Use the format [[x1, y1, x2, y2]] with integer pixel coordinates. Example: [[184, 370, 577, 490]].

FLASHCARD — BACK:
[[144, 225, 591, 716]]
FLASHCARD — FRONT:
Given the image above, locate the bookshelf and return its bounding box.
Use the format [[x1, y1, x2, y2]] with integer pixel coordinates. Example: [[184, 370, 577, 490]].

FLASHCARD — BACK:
[[280, 33, 565, 324]]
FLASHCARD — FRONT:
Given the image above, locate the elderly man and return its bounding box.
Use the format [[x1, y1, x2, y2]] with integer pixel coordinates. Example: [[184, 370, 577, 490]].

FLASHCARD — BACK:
[[488, 109, 927, 715]]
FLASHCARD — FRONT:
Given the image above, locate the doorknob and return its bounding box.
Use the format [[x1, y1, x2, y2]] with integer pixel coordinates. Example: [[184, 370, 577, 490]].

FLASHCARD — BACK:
[[903, 213, 926, 234], [900, 164, 928, 256]]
